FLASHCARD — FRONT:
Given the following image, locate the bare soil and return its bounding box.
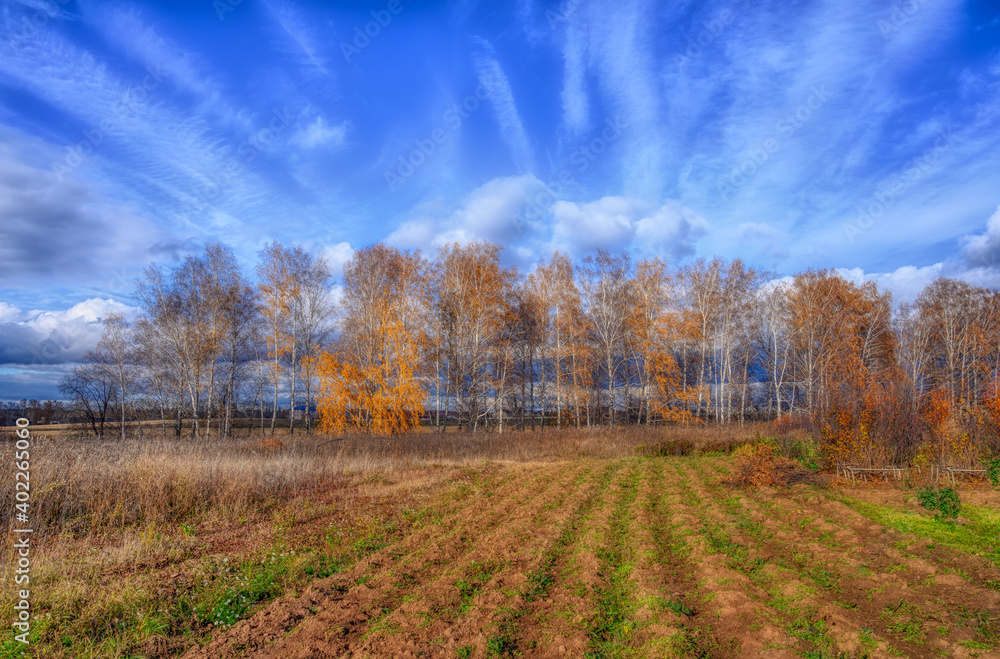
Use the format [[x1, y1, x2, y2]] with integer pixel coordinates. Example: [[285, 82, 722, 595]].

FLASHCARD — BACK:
[[181, 457, 1000, 658]]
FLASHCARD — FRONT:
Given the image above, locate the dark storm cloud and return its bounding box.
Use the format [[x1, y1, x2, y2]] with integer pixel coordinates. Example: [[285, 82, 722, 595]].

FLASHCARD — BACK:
[[0, 365, 73, 402], [149, 238, 201, 261], [0, 135, 165, 288]]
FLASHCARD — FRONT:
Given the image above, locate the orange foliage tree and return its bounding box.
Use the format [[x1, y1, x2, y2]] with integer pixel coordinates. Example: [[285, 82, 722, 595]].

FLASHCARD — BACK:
[[316, 244, 426, 435], [646, 313, 705, 425], [788, 270, 918, 466]]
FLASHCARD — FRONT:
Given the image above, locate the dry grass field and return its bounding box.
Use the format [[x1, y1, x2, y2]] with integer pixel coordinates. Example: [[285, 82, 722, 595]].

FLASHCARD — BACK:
[[1, 426, 998, 658]]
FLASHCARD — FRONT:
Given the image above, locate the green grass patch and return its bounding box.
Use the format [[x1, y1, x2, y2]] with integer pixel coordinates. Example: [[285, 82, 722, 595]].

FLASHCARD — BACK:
[[836, 496, 1000, 566], [880, 599, 925, 644], [454, 560, 502, 616], [192, 548, 295, 628], [585, 466, 641, 658]]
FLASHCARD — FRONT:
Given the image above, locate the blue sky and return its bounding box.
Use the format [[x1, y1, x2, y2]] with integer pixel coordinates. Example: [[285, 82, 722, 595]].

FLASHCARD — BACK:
[[1, 0, 1000, 400]]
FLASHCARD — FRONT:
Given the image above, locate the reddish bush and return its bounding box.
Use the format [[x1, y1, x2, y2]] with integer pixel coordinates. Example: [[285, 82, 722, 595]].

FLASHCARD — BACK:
[[722, 443, 813, 488]]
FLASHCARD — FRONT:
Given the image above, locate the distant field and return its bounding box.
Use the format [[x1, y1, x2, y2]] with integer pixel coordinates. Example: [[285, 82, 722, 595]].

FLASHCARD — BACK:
[[1, 430, 998, 658]]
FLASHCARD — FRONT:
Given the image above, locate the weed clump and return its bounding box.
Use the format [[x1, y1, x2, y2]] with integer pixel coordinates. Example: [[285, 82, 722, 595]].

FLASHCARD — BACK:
[[721, 443, 815, 488], [987, 458, 1000, 487], [916, 486, 961, 519]]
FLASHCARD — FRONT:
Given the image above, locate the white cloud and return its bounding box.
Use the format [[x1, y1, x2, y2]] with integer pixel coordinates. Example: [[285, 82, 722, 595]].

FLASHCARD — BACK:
[[319, 241, 355, 277], [960, 204, 1000, 268], [0, 302, 24, 324], [291, 116, 348, 150], [552, 197, 641, 253], [387, 174, 545, 249], [836, 261, 1000, 305], [552, 196, 709, 259], [386, 219, 437, 251], [0, 298, 136, 366]]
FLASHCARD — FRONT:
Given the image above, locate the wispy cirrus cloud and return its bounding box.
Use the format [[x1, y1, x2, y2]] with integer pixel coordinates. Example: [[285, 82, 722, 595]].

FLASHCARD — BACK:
[[290, 114, 348, 150], [559, 15, 589, 136], [262, 0, 331, 76], [79, 2, 252, 132], [472, 38, 535, 174], [2, 0, 1000, 401], [583, 0, 663, 199]]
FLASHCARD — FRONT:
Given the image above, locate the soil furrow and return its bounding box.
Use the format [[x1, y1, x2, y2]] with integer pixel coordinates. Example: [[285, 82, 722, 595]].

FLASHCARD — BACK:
[[352, 462, 602, 657], [513, 461, 622, 657], [662, 461, 801, 658], [183, 463, 568, 658], [680, 459, 909, 658], [692, 462, 1000, 655], [249, 462, 586, 659], [175, 455, 999, 659], [700, 459, 1000, 649], [628, 457, 720, 657], [585, 462, 642, 657]]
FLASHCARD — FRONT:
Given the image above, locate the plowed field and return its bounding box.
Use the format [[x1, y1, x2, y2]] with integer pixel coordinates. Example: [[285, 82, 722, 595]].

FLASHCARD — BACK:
[[183, 457, 1000, 658]]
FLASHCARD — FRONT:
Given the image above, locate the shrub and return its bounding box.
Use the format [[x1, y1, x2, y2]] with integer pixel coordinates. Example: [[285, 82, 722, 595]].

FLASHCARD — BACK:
[[988, 458, 1000, 488], [722, 443, 814, 488], [937, 487, 961, 518], [769, 434, 823, 470], [916, 486, 961, 519], [916, 486, 937, 511]]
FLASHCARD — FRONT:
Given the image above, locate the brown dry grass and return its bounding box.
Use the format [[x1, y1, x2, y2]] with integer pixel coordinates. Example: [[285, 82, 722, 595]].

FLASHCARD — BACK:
[[0, 423, 761, 540]]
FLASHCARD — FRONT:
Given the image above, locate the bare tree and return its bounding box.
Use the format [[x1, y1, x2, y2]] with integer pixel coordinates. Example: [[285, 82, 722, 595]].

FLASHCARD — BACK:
[[257, 241, 296, 434], [98, 312, 138, 440], [59, 358, 115, 438], [293, 250, 336, 434], [431, 242, 513, 431], [578, 251, 635, 426]]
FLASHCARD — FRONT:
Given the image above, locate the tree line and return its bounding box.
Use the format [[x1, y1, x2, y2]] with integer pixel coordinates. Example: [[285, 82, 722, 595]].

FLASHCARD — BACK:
[[57, 240, 1000, 467]]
